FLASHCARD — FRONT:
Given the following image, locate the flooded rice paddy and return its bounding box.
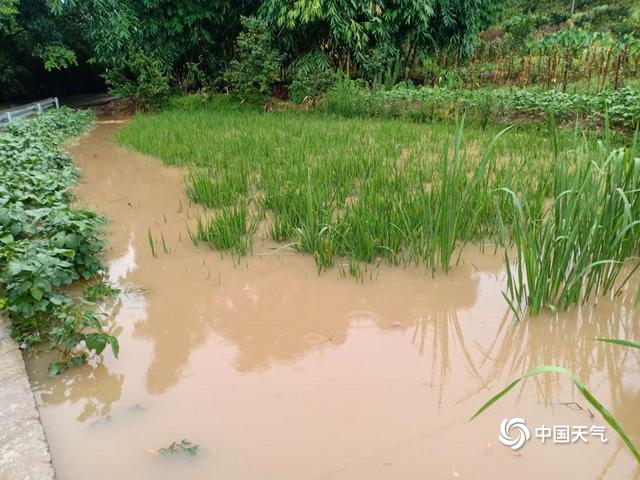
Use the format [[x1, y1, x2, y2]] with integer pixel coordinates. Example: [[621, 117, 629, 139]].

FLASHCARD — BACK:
[[25, 123, 640, 479]]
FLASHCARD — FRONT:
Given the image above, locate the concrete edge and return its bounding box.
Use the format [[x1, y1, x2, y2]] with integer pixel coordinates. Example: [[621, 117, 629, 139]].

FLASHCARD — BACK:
[[0, 316, 56, 480]]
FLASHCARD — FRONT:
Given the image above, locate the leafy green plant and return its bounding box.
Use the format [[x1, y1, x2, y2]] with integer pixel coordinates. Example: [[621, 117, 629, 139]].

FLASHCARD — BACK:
[[36, 44, 78, 72], [289, 51, 336, 103], [0, 109, 119, 372], [323, 80, 640, 129], [504, 15, 534, 48], [83, 279, 120, 301]]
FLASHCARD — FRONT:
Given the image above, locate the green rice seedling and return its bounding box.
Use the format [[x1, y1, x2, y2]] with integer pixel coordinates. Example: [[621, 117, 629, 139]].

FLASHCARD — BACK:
[[192, 202, 257, 256], [595, 338, 640, 349], [473, 337, 640, 463], [118, 94, 636, 304], [185, 166, 248, 208], [426, 119, 514, 271], [160, 232, 170, 254]]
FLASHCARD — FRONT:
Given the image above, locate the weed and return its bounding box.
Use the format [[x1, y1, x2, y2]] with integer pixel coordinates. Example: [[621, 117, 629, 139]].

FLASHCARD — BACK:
[[83, 279, 120, 301]]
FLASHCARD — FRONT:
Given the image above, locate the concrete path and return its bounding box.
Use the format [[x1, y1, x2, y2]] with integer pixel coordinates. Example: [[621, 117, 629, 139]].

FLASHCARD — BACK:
[[0, 317, 55, 480]]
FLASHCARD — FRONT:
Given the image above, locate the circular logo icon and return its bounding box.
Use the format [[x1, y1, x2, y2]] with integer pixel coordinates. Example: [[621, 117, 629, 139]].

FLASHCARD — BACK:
[[498, 417, 531, 450]]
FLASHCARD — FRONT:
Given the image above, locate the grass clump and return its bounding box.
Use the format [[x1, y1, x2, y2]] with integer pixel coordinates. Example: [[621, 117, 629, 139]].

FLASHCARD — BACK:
[[0, 109, 119, 373], [186, 166, 248, 208], [190, 202, 257, 256], [500, 130, 640, 316]]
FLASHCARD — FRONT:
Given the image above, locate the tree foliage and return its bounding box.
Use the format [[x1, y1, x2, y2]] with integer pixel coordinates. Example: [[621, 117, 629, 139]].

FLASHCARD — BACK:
[[259, 0, 502, 68], [0, 0, 509, 103], [0, 0, 99, 102]]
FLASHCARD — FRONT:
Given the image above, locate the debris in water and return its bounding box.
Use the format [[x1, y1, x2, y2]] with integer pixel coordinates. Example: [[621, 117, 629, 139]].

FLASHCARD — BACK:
[[158, 439, 199, 457]]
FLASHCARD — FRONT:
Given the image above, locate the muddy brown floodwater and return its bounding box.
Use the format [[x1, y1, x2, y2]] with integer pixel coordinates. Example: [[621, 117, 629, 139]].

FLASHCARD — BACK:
[[24, 122, 640, 480]]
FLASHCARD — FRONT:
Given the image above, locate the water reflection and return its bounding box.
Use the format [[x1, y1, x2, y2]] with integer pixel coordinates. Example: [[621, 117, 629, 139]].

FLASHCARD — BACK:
[[489, 291, 640, 403], [30, 360, 123, 423], [130, 255, 486, 392]]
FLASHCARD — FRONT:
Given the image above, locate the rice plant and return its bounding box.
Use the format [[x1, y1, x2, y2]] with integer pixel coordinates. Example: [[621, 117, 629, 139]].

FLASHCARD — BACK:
[[147, 228, 157, 258], [190, 202, 257, 256], [185, 166, 248, 208], [471, 364, 640, 463]]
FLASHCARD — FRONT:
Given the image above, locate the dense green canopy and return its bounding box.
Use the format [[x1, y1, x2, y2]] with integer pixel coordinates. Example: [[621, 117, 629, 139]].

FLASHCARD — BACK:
[[0, 0, 502, 102]]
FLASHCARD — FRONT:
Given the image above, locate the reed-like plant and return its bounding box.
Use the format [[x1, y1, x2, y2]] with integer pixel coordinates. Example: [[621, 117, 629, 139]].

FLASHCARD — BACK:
[[498, 130, 640, 316]]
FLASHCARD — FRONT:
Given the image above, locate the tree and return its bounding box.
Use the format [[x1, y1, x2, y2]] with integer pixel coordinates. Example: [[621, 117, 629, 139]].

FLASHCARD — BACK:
[[0, 0, 101, 102], [224, 16, 282, 101], [259, 0, 504, 74]]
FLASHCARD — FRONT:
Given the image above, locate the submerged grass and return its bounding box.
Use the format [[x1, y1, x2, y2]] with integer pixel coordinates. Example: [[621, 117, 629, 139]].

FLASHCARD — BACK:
[[118, 95, 640, 314]]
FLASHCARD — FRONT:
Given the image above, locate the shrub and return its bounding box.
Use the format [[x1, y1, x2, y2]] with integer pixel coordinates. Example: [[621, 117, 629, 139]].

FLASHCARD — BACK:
[[224, 16, 281, 102], [175, 60, 211, 93], [289, 51, 336, 103], [103, 49, 171, 111]]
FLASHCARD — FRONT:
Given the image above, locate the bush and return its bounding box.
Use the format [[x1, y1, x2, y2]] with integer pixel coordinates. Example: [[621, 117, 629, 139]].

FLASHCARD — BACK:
[[224, 16, 281, 102], [175, 60, 211, 93], [103, 49, 171, 111], [289, 51, 336, 103], [504, 15, 534, 48]]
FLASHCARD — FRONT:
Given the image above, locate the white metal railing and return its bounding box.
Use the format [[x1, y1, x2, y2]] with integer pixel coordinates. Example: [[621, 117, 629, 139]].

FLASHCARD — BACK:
[[0, 97, 59, 125]]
